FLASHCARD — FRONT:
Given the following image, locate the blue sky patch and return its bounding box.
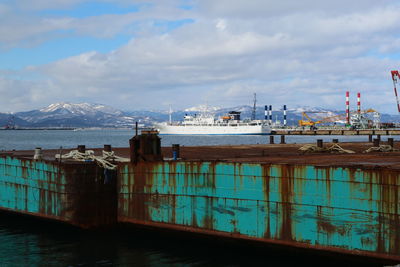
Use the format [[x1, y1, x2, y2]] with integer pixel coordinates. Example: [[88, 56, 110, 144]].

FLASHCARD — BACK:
[[0, 34, 131, 70], [154, 19, 195, 33], [38, 2, 144, 18]]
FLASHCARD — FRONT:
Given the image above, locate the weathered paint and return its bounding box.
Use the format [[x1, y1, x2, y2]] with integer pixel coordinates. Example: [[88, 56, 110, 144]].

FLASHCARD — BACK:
[[118, 161, 400, 261], [0, 156, 117, 228], [1, 151, 399, 260]]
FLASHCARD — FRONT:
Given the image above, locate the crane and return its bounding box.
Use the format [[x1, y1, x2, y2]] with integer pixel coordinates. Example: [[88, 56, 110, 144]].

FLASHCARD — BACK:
[[298, 110, 376, 127], [298, 112, 336, 126], [298, 112, 322, 126], [391, 70, 400, 113]]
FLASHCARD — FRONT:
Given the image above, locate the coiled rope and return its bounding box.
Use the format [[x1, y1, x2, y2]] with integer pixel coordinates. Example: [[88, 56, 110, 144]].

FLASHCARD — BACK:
[[299, 144, 355, 154], [55, 150, 129, 170], [363, 145, 399, 153]]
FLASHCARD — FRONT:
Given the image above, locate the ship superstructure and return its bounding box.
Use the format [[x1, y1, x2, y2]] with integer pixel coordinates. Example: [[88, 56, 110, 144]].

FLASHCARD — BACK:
[[156, 111, 270, 135]]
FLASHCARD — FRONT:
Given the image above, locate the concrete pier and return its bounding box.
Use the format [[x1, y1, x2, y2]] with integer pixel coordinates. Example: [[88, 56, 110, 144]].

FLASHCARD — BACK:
[[272, 129, 400, 135]]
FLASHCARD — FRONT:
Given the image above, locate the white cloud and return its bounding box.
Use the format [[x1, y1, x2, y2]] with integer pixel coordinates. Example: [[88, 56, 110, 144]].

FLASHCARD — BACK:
[[1, 1, 400, 113], [196, 0, 395, 18], [0, 0, 192, 48]]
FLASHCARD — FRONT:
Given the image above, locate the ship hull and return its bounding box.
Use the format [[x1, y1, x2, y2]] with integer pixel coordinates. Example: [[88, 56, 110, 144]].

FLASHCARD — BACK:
[[156, 124, 271, 135]]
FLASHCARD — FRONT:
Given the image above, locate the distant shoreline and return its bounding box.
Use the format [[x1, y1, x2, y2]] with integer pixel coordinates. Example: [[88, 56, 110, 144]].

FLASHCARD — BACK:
[[0, 127, 136, 131]]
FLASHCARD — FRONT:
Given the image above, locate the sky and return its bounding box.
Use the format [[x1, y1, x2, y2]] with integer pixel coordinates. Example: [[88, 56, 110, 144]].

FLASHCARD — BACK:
[[1, 0, 400, 113]]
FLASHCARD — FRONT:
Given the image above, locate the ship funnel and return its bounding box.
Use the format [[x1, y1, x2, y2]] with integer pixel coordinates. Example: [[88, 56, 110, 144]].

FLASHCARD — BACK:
[[264, 105, 268, 120], [269, 105, 272, 125], [283, 105, 287, 126], [228, 111, 241, 121]]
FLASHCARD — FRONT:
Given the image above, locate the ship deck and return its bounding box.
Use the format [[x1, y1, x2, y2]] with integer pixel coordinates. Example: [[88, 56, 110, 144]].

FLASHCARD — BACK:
[[4, 141, 400, 169]]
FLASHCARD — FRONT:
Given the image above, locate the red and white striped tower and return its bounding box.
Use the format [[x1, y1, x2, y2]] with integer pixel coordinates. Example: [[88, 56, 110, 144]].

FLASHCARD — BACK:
[[391, 70, 400, 113], [357, 92, 361, 114], [346, 91, 350, 125]]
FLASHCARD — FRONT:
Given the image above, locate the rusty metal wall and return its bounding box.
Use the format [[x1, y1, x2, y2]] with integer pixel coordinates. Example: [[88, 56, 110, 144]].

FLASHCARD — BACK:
[[118, 161, 400, 261], [0, 156, 117, 228]]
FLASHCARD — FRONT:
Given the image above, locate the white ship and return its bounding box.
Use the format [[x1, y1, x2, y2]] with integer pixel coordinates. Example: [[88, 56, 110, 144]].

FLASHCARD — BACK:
[[156, 111, 271, 135]]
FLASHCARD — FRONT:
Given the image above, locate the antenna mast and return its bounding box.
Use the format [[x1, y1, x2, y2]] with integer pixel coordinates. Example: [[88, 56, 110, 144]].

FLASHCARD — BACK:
[[251, 93, 257, 120], [169, 105, 172, 124]]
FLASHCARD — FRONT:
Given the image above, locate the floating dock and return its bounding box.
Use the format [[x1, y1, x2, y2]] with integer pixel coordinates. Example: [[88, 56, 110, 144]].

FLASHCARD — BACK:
[[0, 135, 400, 264]]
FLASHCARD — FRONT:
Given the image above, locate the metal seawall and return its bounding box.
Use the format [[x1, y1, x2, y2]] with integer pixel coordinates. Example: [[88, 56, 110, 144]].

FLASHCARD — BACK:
[[118, 161, 400, 261], [0, 156, 117, 228]]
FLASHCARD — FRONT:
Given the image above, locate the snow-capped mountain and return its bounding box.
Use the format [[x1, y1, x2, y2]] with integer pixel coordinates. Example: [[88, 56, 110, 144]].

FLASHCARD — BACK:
[[1, 102, 399, 128], [40, 102, 122, 116], [15, 102, 136, 128]]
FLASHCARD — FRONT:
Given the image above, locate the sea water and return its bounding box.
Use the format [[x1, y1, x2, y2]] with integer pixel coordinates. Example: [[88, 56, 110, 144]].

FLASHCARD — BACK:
[[0, 129, 393, 151]]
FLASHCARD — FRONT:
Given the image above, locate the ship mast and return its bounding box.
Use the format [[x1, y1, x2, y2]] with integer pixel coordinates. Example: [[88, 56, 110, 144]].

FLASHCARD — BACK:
[[169, 105, 172, 124], [251, 93, 257, 120]]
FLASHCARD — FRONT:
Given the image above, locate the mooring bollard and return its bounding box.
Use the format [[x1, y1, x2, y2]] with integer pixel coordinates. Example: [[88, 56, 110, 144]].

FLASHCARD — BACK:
[[33, 147, 42, 160], [270, 135, 274, 144], [332, 139, 339, 143], [368, 135, 373, 142], [172, 144, 180, 160], [373, 138, 380, 147], [104, 144, 112, 152], [388, 138, 394, 147], [280, 135, 285, 144], [317, 139, 323, 148], [77, 145, 86, 153]]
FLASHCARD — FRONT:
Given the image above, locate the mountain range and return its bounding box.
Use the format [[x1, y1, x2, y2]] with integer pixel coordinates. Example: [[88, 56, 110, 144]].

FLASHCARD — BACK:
[[0, 102, 399, 128]]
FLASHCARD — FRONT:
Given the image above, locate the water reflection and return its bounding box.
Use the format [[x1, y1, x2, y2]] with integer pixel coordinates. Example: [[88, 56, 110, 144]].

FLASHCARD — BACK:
[[0, 213, 384, 266]]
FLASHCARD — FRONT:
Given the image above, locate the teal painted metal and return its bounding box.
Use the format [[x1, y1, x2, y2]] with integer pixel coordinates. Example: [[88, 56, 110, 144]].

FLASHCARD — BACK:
[[118, 161, 400, 260], [0, 156, 117, 228], [0, 156, 66, 217]]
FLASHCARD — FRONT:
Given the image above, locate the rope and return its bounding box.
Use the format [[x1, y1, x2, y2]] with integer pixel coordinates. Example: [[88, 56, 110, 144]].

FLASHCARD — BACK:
[[55, 150, 129, 170], [299, 144, 324, 153], [299, 144, 355, 154], [363, 145, 399, 153], [102, 150, 129, 162], [327, 144, 355, 154]]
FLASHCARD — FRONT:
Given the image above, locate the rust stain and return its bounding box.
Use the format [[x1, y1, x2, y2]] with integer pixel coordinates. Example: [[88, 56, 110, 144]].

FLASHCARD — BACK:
[[171, 194, 176, 224], [207, 161, 217, 190], [361, 236, 374, 247], [131, 162, 151, 221], [323, 167, 331, 201], [191, 195, 198, 228], [169, 161, 177, 190], [317, 220, 336, 234], [262, 164, 271, 239], [279, 164, 294, 241], [261, 164, 271, 203], [202, 196, 214, 230], [21, 166, 28, 179]]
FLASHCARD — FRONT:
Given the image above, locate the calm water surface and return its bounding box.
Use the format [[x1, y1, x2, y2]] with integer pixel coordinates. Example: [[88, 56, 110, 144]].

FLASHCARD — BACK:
[[0, 129, 397, 151], [0, 129, 390, 266]]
